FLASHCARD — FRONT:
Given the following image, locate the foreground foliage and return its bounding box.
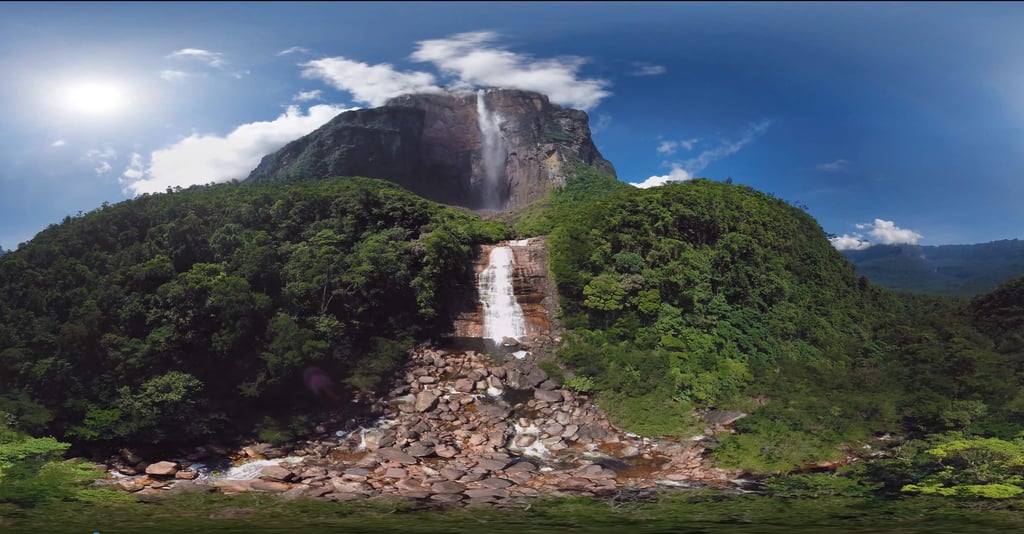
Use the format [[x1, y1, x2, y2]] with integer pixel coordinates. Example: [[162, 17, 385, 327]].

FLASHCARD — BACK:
[[5, 490, 1024, 533]]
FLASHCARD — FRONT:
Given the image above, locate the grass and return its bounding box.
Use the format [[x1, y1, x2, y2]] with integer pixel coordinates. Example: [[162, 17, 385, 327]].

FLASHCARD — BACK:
[[5, 489, 1024, 533]]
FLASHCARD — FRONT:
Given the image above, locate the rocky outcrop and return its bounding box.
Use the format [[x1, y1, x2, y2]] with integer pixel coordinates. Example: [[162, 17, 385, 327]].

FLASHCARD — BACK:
[[103, 345, 745, 505], [245, 89, 615, 211]]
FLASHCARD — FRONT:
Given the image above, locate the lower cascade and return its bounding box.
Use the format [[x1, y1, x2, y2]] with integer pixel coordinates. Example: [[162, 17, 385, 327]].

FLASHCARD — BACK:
[[479, 245, 526, 345]]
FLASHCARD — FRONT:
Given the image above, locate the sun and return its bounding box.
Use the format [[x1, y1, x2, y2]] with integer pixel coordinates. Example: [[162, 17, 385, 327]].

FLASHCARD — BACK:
[[60, 80, 126, 116]]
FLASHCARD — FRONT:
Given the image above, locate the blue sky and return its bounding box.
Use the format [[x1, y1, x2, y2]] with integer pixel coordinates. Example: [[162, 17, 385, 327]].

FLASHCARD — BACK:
[[2, 2, 1023, 251]]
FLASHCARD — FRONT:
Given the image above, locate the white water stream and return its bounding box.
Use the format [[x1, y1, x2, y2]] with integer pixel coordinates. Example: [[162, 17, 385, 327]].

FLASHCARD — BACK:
[[479, 246, 526, 345], [476, 89, 507, 210]]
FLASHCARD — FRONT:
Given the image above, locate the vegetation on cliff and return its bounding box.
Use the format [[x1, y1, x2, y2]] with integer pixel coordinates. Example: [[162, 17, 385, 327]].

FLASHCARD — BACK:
[[0, 178, 508, 448], [531, 172, 1024, 493]]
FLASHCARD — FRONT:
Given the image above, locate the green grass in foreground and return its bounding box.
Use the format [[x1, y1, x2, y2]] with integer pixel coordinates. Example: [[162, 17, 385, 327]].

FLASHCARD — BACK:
[[4, 491, 1024, 533]]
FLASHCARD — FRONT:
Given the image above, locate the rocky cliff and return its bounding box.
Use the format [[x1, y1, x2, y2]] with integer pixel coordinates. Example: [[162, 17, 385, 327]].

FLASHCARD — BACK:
[[245, 89, 615, 211]]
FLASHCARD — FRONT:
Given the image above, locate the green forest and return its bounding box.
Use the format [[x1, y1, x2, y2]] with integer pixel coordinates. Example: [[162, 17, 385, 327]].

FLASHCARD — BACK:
[[2, 171, 1024, 518]]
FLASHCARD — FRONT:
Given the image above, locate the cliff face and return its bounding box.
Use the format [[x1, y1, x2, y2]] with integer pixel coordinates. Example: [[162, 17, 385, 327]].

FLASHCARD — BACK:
[[245, 89, 615, 211]]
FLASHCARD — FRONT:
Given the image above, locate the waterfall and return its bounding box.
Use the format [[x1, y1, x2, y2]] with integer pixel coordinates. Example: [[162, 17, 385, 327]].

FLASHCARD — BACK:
[[479, 246, 526, 345], [476, 89, 507, 210]]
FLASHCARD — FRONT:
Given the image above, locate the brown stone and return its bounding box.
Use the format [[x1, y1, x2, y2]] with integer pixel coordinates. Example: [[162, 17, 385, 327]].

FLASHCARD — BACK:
[[534, 389, 563, 403], [144, 461, 180, 477], [377, 447, 418, 465], [260, 465, 294, 482], [251, 480, 291, 492], [504, 461, 537, 473], [431, 480, 467, 494], [175, 470, 199, 480]]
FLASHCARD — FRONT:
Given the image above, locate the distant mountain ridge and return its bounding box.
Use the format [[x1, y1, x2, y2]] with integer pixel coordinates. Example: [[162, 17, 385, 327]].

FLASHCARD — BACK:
[[842, 239, 1024, 296]]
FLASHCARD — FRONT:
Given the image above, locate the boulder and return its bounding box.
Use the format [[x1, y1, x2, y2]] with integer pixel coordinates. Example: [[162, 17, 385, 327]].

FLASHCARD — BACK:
[[144, 461, 180, 477]]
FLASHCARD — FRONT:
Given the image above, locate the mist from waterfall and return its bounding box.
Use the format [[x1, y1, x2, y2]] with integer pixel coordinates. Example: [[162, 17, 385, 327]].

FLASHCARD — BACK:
[[476, 89, 507, 210], [479, 246, 526, 345]]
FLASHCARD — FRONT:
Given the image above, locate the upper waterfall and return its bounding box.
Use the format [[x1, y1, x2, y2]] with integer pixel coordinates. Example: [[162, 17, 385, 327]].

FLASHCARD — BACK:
[[476, 89, 507, 210], [479, 245, 526, 345]]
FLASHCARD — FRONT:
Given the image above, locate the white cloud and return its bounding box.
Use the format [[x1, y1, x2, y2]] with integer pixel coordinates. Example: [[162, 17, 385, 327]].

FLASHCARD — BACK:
[[631, 62, 666, 76], [292, 89, 323, 102], [122, 152, 144, 180], [830, 219, 923, 251], [680, 120, 773, 175], [829, 234, 872, 251], [859, 218, 923, 245], [160, 69, 192, 81], [85, 147, 117, 175], [276, 46, 310, 56], [591, 113, 612, 134], [629, 164, 692, 189], [300, 57, 442, 107], [657, 140, 678, 155], [679, 138, 700, 151], [167, 48, 227, 69], [410, 31, 611, 110], [51, 139, 66, 147], [121, 103, 354, 195], [817, 159, 850, 172]]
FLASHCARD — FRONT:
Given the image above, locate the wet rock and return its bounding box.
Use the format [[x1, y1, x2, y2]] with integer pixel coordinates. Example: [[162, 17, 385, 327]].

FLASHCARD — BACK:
[[377, 447, 418, 465], [440, 468, 466, 480], [406, 443, 436, 458], [479, 478, 513, 489], [383, 468, 407, 478], [175, 470, 199, 480], [260, 465, 295, 482], [474, 458, 509, 471], [534, 389, 563, 403], [435, 444, 459, 458], [363, 429, 397, 451], [252, 480, 291, 492], [464, 488, 510, 500], [514, 434, 537, 447], [454, 378, 475, 393], [431, 480, 467, 494], [415, 390, 440, 412], [504, 461, 537, 473], [144, 461, 180, 477]]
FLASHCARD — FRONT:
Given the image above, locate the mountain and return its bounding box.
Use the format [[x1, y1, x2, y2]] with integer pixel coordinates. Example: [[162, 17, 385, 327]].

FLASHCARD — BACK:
[[245, 88, 615, 211], [842, 239, 1024, 296]]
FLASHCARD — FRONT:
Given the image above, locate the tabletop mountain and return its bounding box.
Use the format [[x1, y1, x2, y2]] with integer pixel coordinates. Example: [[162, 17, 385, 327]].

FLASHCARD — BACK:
[[245, 88, 615, 211]]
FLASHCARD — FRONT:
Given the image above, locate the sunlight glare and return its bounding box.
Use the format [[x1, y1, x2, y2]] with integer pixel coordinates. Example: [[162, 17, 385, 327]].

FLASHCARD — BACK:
[[61, 80, 126, 116]]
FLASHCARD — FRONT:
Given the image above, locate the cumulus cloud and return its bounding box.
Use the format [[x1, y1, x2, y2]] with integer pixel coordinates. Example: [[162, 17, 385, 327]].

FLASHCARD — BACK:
[[410, 31, 611, 110], [629, 164, 692, 189], [51, 139, 66, 147], [300, 57, 442, 107], [276, 46, 310, 56], [817, 159, 850, 172], [857, 219, 923, 245], [829, 234, 872, 251], [292, 89, 322, 102], [167, 48, 227, 68], [829, 218, 923, 251], [121, 103, 354, 195], [631, 62, 666, 76]]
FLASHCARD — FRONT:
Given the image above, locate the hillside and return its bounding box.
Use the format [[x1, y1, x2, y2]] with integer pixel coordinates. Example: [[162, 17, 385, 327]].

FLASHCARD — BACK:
[[0, 178, 508, 449], [842, 240, 1024, 296]]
